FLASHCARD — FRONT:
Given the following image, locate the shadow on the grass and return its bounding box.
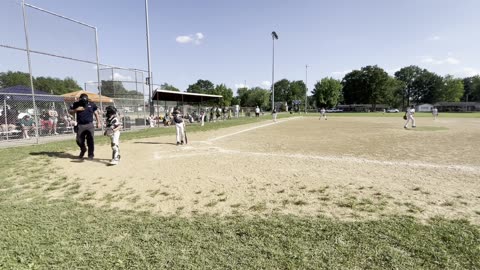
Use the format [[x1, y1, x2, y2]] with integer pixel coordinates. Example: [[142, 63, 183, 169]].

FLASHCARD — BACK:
[[30, 151, 78, 159], [134, 141, 177, 145]]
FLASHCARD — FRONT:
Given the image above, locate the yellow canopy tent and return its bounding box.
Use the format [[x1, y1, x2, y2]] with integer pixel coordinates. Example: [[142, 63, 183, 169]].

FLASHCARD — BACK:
[[62, 90, 114, 103]]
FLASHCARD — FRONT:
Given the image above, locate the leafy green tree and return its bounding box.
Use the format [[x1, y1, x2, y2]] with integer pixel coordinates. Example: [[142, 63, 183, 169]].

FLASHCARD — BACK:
[[62, 77, 81, 92], [394, 66, 423, 108], [382, 77, 405, 108], [213, 84, 234, 106], [35, 76, 81, 95], [0, 71, 32, 88], [290, 80, 307, 105], [273, 79, 290, 103], [35, 77, 62, 94], [342, 70, 366, 104], [362, 66, 390, 110], [273, 79, 307, 106], [187, 79, 214, 94], [161, 83, 180, 92], [440, 75, 464, 102], [230, 96, 240, 106], [101, 80, 142, 98], [411, 70, 443, 104], [237, 87, 270, 108], [312, 78, 342, 108], [342, 66, 391, 110], [0, 71, 81, 95], [249, 87, 270, 109], [463, 76, 480, 102]]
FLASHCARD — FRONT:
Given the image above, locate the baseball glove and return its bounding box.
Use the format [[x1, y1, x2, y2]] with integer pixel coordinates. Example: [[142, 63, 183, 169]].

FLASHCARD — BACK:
[[104, 127, 114, 136], [403, 115, 407, 120]]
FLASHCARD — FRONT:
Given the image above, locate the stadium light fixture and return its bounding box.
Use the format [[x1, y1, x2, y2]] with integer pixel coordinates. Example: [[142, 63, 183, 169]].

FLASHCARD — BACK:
[[271, 31, 278, 111], [305, 64, 309, 114], [145, 0, 154, 114]]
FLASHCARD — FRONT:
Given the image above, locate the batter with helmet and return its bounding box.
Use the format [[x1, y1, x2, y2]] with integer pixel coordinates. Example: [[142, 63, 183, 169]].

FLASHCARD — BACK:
[[105, 106, 122, 165]]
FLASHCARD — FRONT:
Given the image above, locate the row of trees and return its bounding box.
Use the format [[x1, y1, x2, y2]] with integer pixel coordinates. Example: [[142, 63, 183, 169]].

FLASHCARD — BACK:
[[3, 66, 480, 110], [183, 65, 480, 110], [0, 71, 145, 98], [0, 71, 81, 95], [315, 65, 480, 110], [186, 79, 234, 107]]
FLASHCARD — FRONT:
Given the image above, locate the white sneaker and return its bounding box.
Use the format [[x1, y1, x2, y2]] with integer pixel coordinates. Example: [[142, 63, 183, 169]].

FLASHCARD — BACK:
[[54, 132, 59, 135], [110, 159, 119, 165]]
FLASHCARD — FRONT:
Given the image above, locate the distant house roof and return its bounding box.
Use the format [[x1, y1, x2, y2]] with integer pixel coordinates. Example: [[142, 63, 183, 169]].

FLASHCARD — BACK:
[[0, 85, 64, 102], [152, 89, 222, 103], [337, 104, 387, 108], [434, 102, 479, 106]]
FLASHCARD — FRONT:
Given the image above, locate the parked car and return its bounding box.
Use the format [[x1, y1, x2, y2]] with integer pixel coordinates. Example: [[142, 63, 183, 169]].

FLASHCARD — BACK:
[[387, 108, 400, 113], [326, 108, 344, 113]]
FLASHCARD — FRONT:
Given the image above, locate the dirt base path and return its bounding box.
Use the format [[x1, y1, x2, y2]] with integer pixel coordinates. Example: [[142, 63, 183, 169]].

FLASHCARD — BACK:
[[49, 116, 480, 223]]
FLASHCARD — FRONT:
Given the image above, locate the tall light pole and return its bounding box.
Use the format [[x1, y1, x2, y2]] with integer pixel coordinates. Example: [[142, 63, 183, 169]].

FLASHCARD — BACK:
[[305, 64, 309, 113], [271, 31, 278, 111], [145, 0, 154, 114]]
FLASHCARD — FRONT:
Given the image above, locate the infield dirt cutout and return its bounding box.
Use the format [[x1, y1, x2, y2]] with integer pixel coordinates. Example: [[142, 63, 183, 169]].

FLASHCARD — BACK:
[[46, 116, 480, 223]]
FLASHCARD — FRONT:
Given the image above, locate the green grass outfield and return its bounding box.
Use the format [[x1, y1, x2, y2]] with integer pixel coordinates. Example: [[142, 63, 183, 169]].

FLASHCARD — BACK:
[[304, 111, 480, 118], [0, 116, 479, 269]]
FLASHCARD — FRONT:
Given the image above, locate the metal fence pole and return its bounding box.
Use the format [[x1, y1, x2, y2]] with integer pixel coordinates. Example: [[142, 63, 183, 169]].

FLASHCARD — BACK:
[[95, 27, 103, 118], [22, 0, 40, 142], [145, 0, 154, 115]]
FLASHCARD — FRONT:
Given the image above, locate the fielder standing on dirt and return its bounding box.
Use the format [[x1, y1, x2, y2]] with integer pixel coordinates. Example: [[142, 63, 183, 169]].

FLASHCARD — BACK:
[[404, 105, 416, 129], [173, 108, 185, 145], [319, 107, 327, 120], [105, 106, 122, 165]]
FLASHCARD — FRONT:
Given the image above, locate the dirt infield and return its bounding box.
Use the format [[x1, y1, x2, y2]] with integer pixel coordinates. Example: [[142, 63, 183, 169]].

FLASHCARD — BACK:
[[50, 116, 480, 223]]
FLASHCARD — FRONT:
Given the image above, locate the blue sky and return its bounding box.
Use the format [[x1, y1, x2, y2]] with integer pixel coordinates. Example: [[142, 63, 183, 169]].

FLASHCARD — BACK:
[[1, 0, 480, 95]]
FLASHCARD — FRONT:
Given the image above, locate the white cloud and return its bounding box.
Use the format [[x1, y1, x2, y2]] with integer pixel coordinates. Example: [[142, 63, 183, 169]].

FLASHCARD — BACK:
[[458, 67, 480, 77], [261, 81, 271, 88], [176, 32, 205, 45], [331, 70, 351, 77], [110, 73, 132, 81], [386, 67, 400, 75], [421, 56, 460, 65], [235, 83, 248, 89], [445, 57, 460, 65], [428, 35, 441, 41], [176, 36, 193, 44]]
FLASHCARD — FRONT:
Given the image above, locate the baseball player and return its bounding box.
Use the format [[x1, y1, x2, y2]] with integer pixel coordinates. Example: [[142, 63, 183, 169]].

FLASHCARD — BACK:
[[319, 107, 327, 120], [432, 107, 438, 120], [105, 106, 122, 165], [404, 105, 416, 129], [173, 108, 185, 145]]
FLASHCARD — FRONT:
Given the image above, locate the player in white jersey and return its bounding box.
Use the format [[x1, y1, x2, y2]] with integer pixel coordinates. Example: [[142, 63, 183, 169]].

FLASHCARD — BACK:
[[173, 108, 185, 145], [319, 108, 327, 120], [105, 106, 122, 165], [404, 105, 416, 129], [432, 107, 438, 120]]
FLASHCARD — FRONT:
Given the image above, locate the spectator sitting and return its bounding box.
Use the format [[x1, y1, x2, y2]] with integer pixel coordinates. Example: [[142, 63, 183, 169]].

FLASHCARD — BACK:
[[40, 109, 51, 135], [20, 115, 36, 139], [163, 114, 171, 126], [63, 112, 73, 127], [0, 105, 18, 132]]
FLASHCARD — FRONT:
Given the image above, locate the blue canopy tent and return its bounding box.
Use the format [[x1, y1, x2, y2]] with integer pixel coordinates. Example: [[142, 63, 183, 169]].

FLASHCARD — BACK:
[[0, 85, 64, 102]]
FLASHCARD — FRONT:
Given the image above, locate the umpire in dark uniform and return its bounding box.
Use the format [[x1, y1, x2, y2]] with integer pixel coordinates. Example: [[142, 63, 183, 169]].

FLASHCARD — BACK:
[[69, 93, 101, 160]]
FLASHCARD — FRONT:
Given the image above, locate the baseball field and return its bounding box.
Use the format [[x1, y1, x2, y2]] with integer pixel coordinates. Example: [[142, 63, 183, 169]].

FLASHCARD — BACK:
[[1, 113, 479, 269]]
